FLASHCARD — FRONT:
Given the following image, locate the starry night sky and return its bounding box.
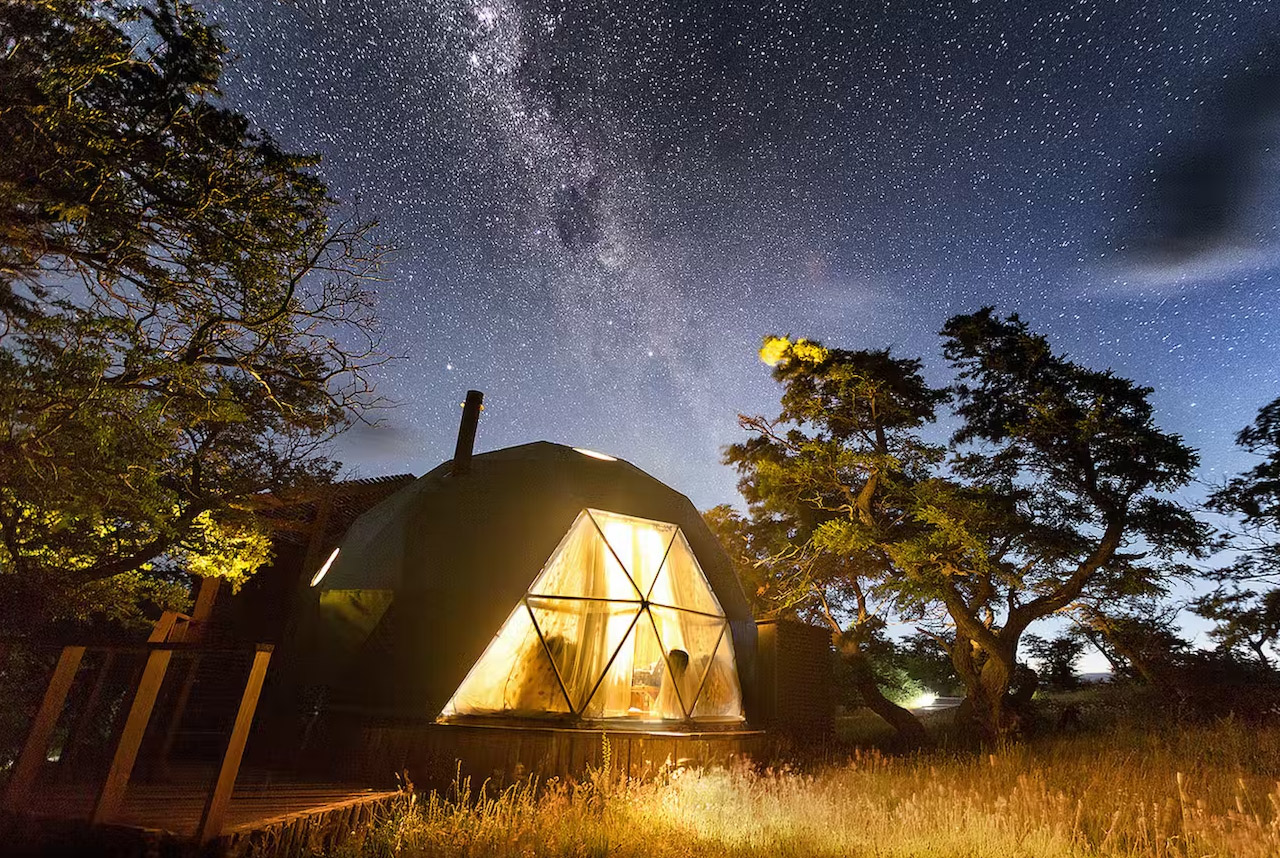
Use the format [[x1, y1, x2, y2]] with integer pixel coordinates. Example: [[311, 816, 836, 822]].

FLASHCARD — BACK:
[[204, 0, 1279, 512]]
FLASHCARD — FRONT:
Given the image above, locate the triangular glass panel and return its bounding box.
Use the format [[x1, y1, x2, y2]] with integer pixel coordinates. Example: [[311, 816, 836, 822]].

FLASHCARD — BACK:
[[313, 589, 394, 682], [647, 529, 724, 616], [529, 511, 641, 600], [589, 509, 677, 598], [440, 603, 571, 718], [527, 596, 640, 712], [444, 509, 743, 724], [582, 607, 685, 720], [691, 627, 745, 721], [649, 605, 727, 714], [317, 589, 394, 657]]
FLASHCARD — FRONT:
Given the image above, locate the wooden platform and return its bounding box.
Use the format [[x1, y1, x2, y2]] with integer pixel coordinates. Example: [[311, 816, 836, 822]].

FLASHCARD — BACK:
[[1, 768, 403, 857]]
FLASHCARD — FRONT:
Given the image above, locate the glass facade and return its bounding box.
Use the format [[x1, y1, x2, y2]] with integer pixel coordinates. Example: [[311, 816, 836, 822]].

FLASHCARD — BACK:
[[440, 509, 744, 723]]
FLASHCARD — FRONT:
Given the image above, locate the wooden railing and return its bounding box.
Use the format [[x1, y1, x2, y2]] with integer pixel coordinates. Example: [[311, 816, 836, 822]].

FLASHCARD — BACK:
[[148, 609, 198, 644], [1, 639, 273, 845]]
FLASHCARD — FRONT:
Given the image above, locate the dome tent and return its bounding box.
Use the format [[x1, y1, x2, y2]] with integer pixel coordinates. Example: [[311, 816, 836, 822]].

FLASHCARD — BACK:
[[296, 441, 756, 727]]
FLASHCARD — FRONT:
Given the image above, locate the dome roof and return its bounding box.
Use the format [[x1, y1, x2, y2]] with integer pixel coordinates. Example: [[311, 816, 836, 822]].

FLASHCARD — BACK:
[[292, 442, 756, 723]]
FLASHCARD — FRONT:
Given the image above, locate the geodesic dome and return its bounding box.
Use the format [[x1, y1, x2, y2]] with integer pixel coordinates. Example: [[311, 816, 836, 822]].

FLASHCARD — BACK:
[[291, 442, 755, 726]]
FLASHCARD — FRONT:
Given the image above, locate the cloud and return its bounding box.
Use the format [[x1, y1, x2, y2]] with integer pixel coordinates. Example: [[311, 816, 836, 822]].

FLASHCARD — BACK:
[[1114, 45, 1280, 287], [1092, 243, 1280, 298], [332, 421, 423, 472]]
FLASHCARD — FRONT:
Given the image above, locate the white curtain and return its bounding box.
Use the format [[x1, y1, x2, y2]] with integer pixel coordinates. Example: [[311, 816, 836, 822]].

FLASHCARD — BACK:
[[441, 509, 743, 723]]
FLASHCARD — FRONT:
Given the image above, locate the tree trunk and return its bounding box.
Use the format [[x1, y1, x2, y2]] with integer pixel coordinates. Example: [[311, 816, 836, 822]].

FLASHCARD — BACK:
[[838, 644, 930, 747], [969, 670, 1020, 742], [949, 633, 1022, 743], [1079, 628, 1127, 675], [1099, 629, 1169, 688], [1249, 638, 1273, 670]]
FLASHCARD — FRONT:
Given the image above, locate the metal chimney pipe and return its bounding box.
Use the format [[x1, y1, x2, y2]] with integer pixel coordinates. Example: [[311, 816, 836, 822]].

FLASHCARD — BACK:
[[452, 389, 484, 476]]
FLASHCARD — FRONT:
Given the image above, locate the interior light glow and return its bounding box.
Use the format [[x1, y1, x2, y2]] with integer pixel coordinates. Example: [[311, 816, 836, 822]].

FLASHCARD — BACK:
[[573, 447, 617, 461], [440, 509, 743, 723], [310, 547, 340, 587]]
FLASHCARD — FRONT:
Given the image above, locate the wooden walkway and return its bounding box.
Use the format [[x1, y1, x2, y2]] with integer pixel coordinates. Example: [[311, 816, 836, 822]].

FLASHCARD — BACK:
[[3, 768, 403, 855], [16, 772, 400, 837]]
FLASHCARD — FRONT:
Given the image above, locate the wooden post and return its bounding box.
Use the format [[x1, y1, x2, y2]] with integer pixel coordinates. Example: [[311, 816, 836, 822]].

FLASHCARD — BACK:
[[91, 647, 173, 825], [2, 645, 85, 812], [197, 645, 273, 844], [148, 611, 179, 644], [451, 389, 484, 476], [191, 576, 221, 623]]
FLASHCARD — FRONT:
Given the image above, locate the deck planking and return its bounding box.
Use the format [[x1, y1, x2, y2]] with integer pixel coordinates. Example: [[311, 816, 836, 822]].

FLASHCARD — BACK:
[[9, 767, 402, 846]]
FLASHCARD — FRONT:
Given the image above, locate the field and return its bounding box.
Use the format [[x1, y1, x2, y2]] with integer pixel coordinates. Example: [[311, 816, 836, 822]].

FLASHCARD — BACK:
[[337, 718, 1280, 858]]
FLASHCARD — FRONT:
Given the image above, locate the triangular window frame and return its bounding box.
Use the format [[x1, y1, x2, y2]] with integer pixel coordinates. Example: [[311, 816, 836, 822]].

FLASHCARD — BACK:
[[441, 509, 743, 723]]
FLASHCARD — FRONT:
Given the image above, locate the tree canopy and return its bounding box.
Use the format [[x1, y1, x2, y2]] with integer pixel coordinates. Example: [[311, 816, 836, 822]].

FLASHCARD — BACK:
[[0, 0, 386, 631], [727, 310, 1208, 741], [1195, 396, 1280, 668]]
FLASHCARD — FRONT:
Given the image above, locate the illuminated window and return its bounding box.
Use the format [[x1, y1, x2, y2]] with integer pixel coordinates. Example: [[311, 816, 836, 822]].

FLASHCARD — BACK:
[[310, 547, 340, 587], [572, 447, 617, 461], [440, 509, 743, 723]]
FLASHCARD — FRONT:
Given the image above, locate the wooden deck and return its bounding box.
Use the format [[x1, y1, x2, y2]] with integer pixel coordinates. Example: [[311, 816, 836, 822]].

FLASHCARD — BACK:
[[2, 768, 403, 856]]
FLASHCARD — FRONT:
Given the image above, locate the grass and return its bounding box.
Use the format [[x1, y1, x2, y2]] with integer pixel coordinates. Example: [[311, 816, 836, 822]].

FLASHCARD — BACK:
[[335, 718, 1280, 858]]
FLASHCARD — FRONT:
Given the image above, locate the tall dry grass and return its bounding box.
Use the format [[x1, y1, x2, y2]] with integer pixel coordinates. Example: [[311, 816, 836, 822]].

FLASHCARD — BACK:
[[343, 721, 1280, 858]]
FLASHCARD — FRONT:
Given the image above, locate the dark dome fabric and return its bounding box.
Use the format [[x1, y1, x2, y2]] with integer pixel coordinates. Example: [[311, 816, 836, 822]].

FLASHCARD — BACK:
[[293, 442, 757, 722]]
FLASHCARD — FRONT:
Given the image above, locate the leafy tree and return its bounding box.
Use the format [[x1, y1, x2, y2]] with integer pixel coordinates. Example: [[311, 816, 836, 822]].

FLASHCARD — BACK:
[[703, 504, 781, 617], [704, 503, 944, 728], [1023, 633, 1085, 690], [0, 0, 385, 631], [1199, 397, 1280, 669], [1192, 588, 1280, 668], [936, 310, 1206, 735], [1210, 397, 1280, 539], [725, 341, 946, 745], [893, 632, 963, 697], [1071, 599, 1192, 686], [729, 311, 1208, 741], [834, 640, 933, 710]]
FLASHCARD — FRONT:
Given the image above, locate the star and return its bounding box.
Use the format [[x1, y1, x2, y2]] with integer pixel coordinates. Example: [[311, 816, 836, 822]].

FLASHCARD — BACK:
[[205, 0, 1279, 514]]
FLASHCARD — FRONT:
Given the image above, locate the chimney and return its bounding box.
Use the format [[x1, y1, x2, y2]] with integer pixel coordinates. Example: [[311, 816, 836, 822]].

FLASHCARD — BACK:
[[452, 389, 484, 476]]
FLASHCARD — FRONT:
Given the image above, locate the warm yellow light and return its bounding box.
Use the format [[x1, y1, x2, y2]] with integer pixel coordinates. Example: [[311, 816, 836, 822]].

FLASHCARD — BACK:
[[440, 509, 744, 723], [759, 335, 791, 366], [310, 547, 340, 587], [573, 447, 617, 461], [908, 691, 937, 710]]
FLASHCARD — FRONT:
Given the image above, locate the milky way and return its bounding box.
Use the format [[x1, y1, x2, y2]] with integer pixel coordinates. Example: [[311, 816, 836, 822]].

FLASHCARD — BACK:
[[204, 0, 1280, 508]]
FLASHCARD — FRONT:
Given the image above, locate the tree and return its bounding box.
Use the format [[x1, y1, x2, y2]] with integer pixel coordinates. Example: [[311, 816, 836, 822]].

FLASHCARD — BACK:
[[1192, 588, 1280, 668], [729, 311, 1208, 741], [932, 310, 1206, 737], [0, 0, 386, 631], [893, 632, 962, 697], [1071, 599, 1192, 686], [703, 504, 780, 617], [1199, 397, 1280, 670], [1210, 397, 1280, 536], [1023, 633, 1085, 690], [725, 341, 946, 745], [704, 502, 941, 734]]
